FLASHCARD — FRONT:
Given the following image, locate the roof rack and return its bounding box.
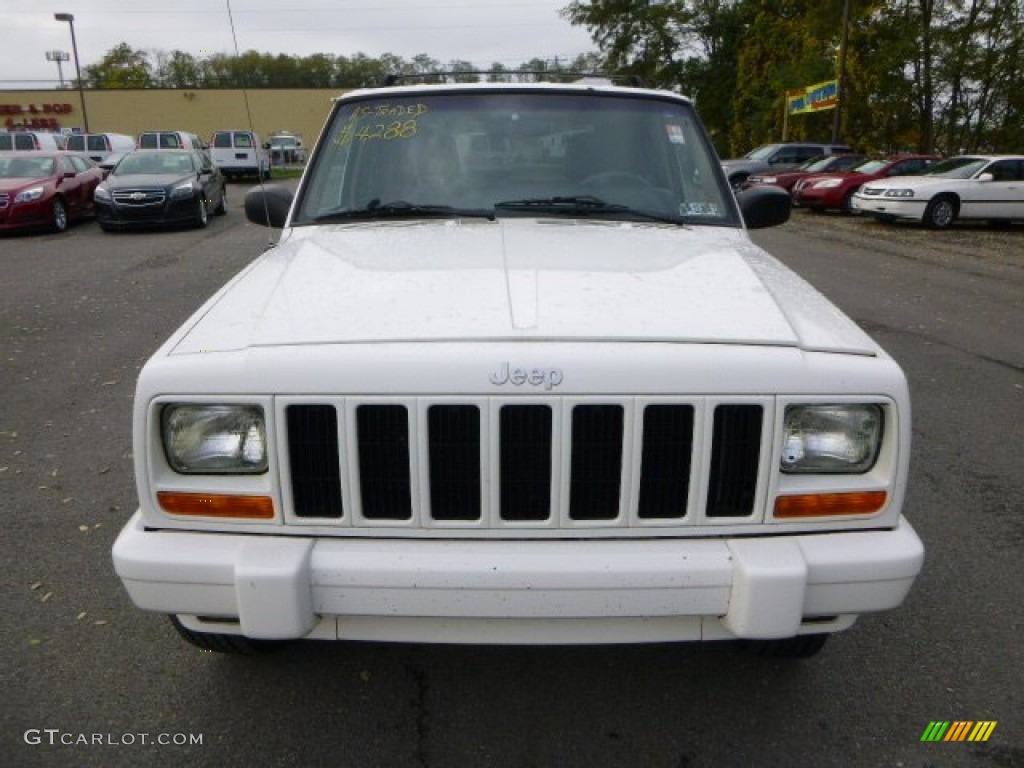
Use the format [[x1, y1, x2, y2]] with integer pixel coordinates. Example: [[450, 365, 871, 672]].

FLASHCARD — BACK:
[[382, 71, 649, 88]]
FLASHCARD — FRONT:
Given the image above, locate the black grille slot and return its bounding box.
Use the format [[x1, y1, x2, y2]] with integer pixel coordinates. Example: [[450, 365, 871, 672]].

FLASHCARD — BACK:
[[638, 405, 694, 519], [500, 405, 552, 521], [357, 405, 412, 520], [286, 404, 343, 518], [569, 405, 624, 520], [706, 404, 763, 517], [428, 405, 481, 521]]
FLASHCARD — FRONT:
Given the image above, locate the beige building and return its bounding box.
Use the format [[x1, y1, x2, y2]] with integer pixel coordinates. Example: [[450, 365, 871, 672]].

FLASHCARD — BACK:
[[0, 88, 345, 150]]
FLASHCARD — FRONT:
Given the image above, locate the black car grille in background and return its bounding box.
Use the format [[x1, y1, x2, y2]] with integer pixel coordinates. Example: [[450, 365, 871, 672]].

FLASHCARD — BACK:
[[112, 189, 166, 206], [283, 399, 764, 527]]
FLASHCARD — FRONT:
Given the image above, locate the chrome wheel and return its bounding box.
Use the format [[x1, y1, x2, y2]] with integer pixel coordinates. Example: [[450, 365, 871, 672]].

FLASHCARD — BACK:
[[924, 195, 957, 229], [52, 198, 68, 232]]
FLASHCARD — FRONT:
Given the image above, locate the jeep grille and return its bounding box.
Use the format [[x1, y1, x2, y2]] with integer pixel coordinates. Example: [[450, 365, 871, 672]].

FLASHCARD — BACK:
[[283, 399, 765, 528]]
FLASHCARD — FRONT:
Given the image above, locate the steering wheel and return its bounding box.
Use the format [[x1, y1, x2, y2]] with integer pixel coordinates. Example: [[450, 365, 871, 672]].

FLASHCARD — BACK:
[[579, 171, 654, 188]]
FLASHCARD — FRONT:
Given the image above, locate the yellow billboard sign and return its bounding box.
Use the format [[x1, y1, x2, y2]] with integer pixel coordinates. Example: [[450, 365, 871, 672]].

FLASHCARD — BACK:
[[788, 80, 839, 114]]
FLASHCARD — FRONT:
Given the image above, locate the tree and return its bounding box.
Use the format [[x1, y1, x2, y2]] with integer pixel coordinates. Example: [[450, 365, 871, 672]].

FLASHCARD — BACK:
[[82, 43, 152, 88]]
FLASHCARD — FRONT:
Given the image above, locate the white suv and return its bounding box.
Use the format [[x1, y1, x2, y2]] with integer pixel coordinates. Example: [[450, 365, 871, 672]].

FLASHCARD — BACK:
[[112, 79, 923, 657]]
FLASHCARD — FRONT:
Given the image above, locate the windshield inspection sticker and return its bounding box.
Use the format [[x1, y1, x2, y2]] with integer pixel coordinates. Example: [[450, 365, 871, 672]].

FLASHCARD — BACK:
[[665, 124, 686, 144], [680, 201, 721, 217]]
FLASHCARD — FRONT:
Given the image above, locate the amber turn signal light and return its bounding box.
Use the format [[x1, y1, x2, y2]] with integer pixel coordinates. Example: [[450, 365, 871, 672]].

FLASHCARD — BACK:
[[157, 491, 275, 519], [774, 491, 887, 518]]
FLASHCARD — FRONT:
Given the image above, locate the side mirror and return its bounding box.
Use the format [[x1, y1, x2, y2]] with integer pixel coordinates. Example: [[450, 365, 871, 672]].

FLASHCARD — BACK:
[[736, 185, 791, 229], [245, 184, 293, 228], [977, 172, 994, 182]]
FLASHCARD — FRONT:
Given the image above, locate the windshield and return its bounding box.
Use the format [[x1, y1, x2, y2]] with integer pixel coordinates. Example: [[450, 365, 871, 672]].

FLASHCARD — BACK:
[[295, 90, 736, 227], [923, 157, 987, 178], [0, 155, 56, 178], [850, 159, 887, 174], [798, 156, 830, 172], [114, 152, 195, 176], [744, 144, 781, 161]]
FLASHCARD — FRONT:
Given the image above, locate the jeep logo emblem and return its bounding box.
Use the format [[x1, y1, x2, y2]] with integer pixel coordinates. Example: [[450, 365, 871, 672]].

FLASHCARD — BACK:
[[489, 362, 563, 390]]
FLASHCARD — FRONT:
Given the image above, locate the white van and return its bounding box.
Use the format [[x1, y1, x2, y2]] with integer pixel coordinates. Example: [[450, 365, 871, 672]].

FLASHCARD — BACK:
[[210, 130, 271, 180], [63, 132, 135, 162], [0, 131, 65, 151], [136, 131, 206, 150]]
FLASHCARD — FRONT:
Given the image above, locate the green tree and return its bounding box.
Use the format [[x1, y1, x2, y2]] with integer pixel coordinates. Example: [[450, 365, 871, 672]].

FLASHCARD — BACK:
[[83, 43, 152, 88]]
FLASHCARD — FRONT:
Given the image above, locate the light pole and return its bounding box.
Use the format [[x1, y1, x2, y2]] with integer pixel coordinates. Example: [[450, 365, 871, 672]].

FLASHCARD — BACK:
[[54, 13, 89, 132], [46, 50, 69, 88]]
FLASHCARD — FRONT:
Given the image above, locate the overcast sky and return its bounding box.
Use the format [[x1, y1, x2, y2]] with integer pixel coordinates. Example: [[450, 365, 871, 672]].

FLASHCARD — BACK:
[[1, 0, 598, 88]]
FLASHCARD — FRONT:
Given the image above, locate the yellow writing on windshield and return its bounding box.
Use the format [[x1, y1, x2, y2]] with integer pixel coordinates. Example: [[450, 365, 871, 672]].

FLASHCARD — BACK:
[[334, 104, 428, 147]]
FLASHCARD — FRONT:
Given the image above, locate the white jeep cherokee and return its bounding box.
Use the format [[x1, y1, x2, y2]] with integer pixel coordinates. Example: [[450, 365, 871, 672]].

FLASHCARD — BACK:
[[112, 79, 924, 657]]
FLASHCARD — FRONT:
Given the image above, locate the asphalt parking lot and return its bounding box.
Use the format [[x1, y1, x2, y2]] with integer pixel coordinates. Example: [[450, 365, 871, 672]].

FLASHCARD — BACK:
[[2, 191, 1022, 768]]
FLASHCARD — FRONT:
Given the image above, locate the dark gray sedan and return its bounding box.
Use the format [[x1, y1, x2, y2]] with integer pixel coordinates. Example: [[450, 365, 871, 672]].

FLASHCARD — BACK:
[[94, 149, 226, 231]]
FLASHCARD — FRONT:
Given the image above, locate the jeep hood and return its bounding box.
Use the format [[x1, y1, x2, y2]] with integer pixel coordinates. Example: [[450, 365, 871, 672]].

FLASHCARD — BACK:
[[171, 219, 877, 356]]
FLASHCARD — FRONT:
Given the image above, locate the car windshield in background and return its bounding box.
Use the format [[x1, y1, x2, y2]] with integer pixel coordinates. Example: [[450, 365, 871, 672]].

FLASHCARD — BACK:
[[850, 158, 887, 174], [923, 157, 987, 178], [0, 156, 55, 178], [114, 152, 195, 176], [294, 91, 736, 227], [744, 144, 779, 161]]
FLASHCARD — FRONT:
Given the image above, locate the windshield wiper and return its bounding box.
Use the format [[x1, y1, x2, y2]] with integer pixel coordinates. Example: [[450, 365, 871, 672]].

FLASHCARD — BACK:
[[493, 196, 686, 225], [311, 199, 495, 223]]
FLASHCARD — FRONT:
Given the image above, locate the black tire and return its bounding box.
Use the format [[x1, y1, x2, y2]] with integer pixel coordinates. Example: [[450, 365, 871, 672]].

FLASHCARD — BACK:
[[195, 196, 209, 228], [841, 189, 856, 214], [214, 185, 227, 216], [741, 633, 829, 659], [168, 615, 289, 655], [51, 198, 68, 232], [923, 194, 958, 229]]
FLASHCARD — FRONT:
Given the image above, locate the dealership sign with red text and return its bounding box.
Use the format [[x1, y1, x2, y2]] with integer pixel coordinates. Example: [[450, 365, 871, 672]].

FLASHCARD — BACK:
[[2, 103, 74, 131]]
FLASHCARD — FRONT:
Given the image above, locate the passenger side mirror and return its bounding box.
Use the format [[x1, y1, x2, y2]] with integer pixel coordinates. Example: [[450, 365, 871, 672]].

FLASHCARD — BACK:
[[736, 185, 791, 229], [245, 184, 293, 228], [977, 172, 994, 182]]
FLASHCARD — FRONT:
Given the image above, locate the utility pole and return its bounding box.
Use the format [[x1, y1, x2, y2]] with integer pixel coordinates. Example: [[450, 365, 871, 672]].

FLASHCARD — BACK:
[[832, 0, 852, 143]]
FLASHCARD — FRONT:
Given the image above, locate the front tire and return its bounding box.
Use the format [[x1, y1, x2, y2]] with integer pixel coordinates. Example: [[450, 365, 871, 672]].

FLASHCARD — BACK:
[[194, 196, 209, 228], [51, 198, 68, 232], [742, 633, 829, 659], [214, 185, 227, 216], [924, 194, 957, 229], [168, 615, 288, 655]]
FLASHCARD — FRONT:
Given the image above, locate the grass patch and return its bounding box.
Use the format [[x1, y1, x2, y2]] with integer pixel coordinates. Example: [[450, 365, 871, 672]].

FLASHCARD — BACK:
[[271, 167, 305, 180]]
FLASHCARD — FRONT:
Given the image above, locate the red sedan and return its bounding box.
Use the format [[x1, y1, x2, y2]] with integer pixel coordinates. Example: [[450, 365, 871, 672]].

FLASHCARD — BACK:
[[742, 153, 867, 193], [0, 151, 105, 232], [792, 154, 941, 213]]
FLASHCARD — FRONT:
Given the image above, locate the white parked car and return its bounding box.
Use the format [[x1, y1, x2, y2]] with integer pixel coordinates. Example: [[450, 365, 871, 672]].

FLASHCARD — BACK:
[[112, 78, 923, 658], [851, 155, 1024, 228]]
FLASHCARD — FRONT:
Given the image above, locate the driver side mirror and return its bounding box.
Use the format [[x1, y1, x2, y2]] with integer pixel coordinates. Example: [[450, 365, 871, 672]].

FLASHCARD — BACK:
[[977, 172, 994, 182]]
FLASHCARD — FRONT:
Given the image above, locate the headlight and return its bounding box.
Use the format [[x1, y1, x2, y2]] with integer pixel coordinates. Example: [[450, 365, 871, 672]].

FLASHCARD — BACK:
[[14, 186, 45, 203], [170, 182, 196, 200], [814, 178, 842, 189], [884, 189, 915, 198], [781, 404, 882, 473], [161, 404, 267, 474], [94, 186, 111, 201]]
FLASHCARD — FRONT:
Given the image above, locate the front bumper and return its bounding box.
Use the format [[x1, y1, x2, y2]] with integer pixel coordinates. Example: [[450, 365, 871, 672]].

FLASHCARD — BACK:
[[95, 197, 198, 228], [850, 195, 924, 221], [113, 512, 923, 644]]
